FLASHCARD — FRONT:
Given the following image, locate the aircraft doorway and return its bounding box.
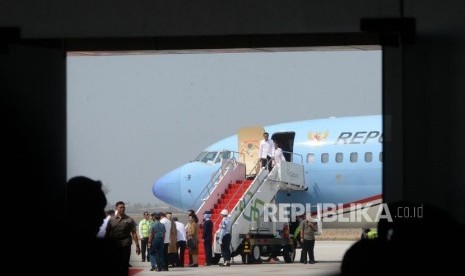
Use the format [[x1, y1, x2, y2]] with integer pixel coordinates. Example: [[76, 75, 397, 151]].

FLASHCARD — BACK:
[[271, 132, 295, 162]]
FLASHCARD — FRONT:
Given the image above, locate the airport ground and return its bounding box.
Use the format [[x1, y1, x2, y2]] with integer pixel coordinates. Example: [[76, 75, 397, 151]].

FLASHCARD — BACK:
[[129, 240, 355, 276]]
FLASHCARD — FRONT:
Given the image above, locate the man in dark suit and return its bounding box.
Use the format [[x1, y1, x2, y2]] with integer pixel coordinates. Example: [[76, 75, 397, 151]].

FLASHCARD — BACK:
[[202, 210, 213, 266]]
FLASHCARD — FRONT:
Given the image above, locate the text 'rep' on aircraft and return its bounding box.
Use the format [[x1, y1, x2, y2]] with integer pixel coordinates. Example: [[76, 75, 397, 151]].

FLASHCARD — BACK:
[[152, 115, 383, 228]]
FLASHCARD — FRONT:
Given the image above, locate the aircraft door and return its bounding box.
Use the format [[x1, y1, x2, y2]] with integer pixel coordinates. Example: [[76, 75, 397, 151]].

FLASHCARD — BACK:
[[271, 132, 295, 162], [238, 126, 265, 176]]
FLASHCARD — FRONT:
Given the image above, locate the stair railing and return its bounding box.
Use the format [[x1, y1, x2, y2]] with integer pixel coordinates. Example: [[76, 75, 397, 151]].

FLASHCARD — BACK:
[[212, 158, 270, 228]]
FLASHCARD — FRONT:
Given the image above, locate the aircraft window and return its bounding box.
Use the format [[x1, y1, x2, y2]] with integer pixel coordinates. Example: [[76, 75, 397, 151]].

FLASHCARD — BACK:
[[221, 150, 231, 160], [379, 152, 383, 162], [195, 151, 208, 162], [321, 153, 329, 163], [201, 151, 218, 163], [336, 152, 343, 163], [350, 152, 358, 163], [365, 152, 373, 162], [307, 153, 315, 164]]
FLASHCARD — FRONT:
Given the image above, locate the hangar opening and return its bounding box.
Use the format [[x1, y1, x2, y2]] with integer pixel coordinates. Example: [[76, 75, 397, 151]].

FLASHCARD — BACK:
[[66, 45, 382, 264]]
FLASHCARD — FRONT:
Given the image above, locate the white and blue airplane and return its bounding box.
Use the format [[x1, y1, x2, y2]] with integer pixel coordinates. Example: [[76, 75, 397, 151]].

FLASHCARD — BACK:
[[153, 115, 382, 227]]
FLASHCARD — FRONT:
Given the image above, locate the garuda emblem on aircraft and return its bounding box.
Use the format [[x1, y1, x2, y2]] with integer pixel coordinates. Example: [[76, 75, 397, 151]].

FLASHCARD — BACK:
[[308, 131, 329, 142]]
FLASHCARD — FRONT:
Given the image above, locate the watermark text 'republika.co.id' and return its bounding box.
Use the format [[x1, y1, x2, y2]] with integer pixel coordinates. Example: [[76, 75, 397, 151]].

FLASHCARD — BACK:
[[263, 203, 424, 223]]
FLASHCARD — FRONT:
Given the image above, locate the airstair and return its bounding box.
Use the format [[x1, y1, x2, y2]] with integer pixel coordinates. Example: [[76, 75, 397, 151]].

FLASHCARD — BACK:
[[189, 154, 307, 265], [218, 158, 306, 256]]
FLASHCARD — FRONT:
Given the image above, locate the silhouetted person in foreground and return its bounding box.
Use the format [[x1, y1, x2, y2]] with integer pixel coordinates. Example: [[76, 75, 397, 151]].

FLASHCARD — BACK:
[[67, 176, 118, 276], [341, 201, 465, 275]]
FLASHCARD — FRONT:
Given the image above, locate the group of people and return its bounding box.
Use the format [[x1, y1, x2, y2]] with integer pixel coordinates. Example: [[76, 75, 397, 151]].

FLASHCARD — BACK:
[[137, 208, 233, 269], [137, 210, 200, 269], [137, 211, 184, 271], [104, 206, 199, 272]]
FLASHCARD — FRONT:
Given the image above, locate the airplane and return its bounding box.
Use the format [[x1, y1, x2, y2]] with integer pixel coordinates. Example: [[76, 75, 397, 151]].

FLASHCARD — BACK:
[[152, 115, 383, 229]]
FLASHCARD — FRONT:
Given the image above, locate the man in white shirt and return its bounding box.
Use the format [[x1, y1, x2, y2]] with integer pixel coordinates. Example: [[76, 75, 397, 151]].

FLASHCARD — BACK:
[[173, 217, 187, 267], [159, 213, 171, 270], [96, 209, 114, 238], [258, 132, 274, 171]]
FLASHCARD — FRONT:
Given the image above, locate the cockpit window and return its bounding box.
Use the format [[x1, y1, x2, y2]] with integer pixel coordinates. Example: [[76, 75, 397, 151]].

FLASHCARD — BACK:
[[202, 152, 218, 163], [195, 151, 219, 163], [194, 151, 235, 163], [195, 151, 208, 162]]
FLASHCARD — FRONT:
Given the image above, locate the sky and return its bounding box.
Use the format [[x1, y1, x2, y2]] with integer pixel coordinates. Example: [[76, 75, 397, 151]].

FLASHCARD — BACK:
[[67, 49, 381, 205]]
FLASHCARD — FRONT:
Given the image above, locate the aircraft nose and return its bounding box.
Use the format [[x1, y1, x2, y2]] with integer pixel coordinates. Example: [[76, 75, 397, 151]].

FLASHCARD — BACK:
[[152, 168, 182, 208]]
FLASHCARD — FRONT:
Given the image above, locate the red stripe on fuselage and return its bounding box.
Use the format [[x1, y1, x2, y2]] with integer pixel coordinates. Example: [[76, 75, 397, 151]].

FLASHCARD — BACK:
[[311, 194, 383, 216]]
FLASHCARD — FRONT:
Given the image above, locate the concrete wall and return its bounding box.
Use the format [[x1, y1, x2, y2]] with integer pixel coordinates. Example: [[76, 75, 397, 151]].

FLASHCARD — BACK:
[[401, 0, 465, 222]]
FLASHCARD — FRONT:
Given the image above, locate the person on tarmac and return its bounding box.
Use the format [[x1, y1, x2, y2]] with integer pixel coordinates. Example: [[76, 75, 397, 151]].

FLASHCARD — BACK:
[[218, 209, 232, 267]]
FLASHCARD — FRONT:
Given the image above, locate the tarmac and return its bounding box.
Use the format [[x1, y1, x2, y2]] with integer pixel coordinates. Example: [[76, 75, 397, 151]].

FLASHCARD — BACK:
[[129, 240, 355, 276]]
